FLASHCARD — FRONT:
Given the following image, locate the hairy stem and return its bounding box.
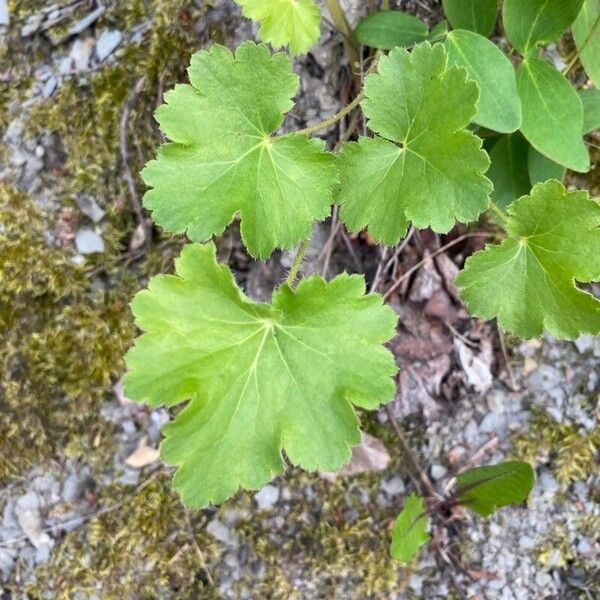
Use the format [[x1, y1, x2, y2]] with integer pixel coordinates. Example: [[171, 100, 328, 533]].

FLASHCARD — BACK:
[[286, 239, 309, 286], [292, 92, 364, 136]]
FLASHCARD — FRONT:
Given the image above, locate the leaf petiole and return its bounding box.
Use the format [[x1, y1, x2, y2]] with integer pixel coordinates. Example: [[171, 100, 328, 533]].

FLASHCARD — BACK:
[[286, 239, 310, 286]]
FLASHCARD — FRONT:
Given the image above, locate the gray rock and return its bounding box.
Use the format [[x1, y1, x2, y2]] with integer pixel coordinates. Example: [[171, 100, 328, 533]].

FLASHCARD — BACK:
[[519, 535, 535, 550], [538, 469, 559, 497], [0, 548, 16, 579], [66, 6, 104, 37], [75, 228, 104, 254], [76, 195, 105, 222], [0, 0, 9, 26], [14, 492, 54, 552], [430, 464, 447, 480], [534, 571, 553, 588], [95, 29, 122, 61], [206, 519, 238, 546], [69, 37, 95, 72], [479, 411, 500, 433], [42, 76, 58, 98], [254, 484, 280, 510], [381, 476, 406, 497]]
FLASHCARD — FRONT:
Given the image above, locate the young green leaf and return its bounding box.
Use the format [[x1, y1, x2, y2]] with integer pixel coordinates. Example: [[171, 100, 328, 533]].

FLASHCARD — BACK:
[[390, 494, 430, 563], [579, 88, 600, 133], [527, 147, 566, 185], [142, 42, 336, 259], [442, 0, 498, 37], [124, 243, 398, 508], [456, 180, 600, 339], [487, 133, 531, 210], [516, 57, 589, 172], [445, 30, 521, 132], [456, 461, 535, 517], [353, 10, 428, 50], [235, 0, 321, 54], [337, 42, 492, 245], [503, 0, 585, 55], [572, 0, 600, 88]]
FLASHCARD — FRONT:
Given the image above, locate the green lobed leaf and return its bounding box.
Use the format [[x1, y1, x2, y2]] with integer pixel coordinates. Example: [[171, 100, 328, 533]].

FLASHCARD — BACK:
[[516, 57, 589, 172], [442, 0, 498, 37], [572, 0, 600, 88], [390, 494, 430, 563], [353, 10, 428, 50], [528, 147, 566, 185], [337, 42, 492, 245], [235, 0, 321, 54], [456, 180, 600, 339], [456, 461, 535, 517], [487, 133, 531, 210], [579, 88, 600, 133], [503, 0, 585, 54], [445, 30, 521, 132], [142, 42, 336, 259], [124, 243, 398, 508]]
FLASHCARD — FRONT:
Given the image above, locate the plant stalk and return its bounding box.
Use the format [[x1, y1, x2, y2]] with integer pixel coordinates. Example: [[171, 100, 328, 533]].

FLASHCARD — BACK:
[[286, 239, 309, 286], [326, 0, 360, 75], [292, 92, 364, 137]]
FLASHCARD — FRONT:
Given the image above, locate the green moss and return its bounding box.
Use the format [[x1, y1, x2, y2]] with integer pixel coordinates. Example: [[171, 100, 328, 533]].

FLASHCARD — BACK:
[[232, 471, 408, 598], [25, 474, 221, 599], [512, 407, 599, 487], [0, 184, 135, 483]]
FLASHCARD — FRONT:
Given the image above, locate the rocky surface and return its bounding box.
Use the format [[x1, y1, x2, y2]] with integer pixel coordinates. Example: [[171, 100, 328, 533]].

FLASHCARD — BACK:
[[1, 1, 598, 598]]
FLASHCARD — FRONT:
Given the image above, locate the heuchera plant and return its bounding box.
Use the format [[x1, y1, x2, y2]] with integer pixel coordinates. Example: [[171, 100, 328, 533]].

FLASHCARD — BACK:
[[123, 0, 599, 562]]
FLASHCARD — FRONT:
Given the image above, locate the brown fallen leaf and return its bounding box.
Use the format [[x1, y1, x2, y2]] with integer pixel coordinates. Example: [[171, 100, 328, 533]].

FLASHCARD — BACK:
[[125, 436, 160, 468], [319, 432, 391, 482]]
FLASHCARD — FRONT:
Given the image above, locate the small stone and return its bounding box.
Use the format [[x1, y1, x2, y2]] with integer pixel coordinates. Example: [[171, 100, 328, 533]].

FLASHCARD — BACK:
[[519, 535, 535, 550], [538, 469, 559, 497], [206, 519, 238, 546], [409, 574, 423, 594], [95, 29, 122, 61], [430, 464, 447, 480], [66, 6, 104, 36], [14, 493, 54, 552], [75, 228, 104, 254], [479, 412, 500, 433], [76, 195, 105, 222], [253, 484, 280, 510], [535, 571, 553, 588], [0, 0, 9, 27], [381, 476, 405, 496], [523, 357, 537, 374], [42, 76, 58, 98], [69, 37, 95, 72], [486, 390, 505, 414], [574, 335, 595, 354]]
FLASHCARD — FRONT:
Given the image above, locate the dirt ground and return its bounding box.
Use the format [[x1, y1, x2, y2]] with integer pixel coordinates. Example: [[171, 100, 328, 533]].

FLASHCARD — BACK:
[[1, 1, 599, 598]]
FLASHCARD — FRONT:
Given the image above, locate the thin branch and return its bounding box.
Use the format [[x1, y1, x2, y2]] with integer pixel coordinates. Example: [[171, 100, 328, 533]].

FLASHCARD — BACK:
[[497, 324, 518, 390], [382, 232, 494, 301], [385, 405, 436, 498], [120, 76, 150, 243]]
